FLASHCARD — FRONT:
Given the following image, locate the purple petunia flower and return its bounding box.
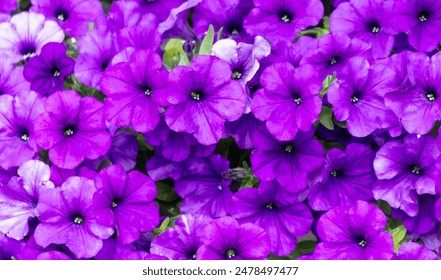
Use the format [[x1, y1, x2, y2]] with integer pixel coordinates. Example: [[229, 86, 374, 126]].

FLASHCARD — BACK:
[[373, 134, 440, 216], [0, 12, 64, 63], [174, 155, 233, 218], [300, 32, 369, 80], [250, 127, 325, 192], [197, 216, 270, 260], [330, 0, 397, 58], [120, 0, 183, 23], [34, 176, 114, 259], [244, 0, 324, 43], [0, 91, 44, 169], [314, 201, 394, 260], [84, 127, 138, 172], [150, 214, 212, 260], [394, 0, 441, 52], [396, 242, 439, 260], [116, 13, 161, 52], [144, 117, 215, 162], [193, 0, 254, 42], [93, 165, 159, 245], [327, 57, 400, 137], [385, 52, 441, 135], [160, 55, 246, 145], [30, 0, 104, 37], [146, 152, 184, 182], [0, 54, 30, 96], [0, 160, 54, 240], [224, 112, 265, 150], [0, 233, 24, 260], [34, 90, 111, 169], [74, 28, 119, 89], [251, 63, 322, 141], [23, 43, 75, 96], [100, 49, 168, 133], [308, 143, 376, 211], [229, 181, 313, 256]]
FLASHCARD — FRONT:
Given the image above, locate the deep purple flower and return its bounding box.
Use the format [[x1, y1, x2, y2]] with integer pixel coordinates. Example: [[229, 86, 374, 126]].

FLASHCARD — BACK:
[[30, 0, 104, 37], [330, 0, 397, 58], [0, 233, 24, 260], [197, 216, 270, 260], [373, 134, 440, 216], [116, 13, 161, 51], [0, 160, 53, 240], [251, 63, 321, 141], [74, 28, 119, 89], [384, 52, 441, 135], [314, 201, 394, 260], [250, 127, 325, 192], [193, 0, 254, 41], [100, 49, 168, 133], [120, 0, 183, 22], [144, 117, 215, 162], [93, 165, 159, 245], [23, 43, 74, 96], [0, 54, 29, 96], [0, 12, 64, 63], [105, 1, 143, 32], [174, 155, 233, 218], [300, 32, 370, 80], [229, 181, 313, 256], [0, 91, 44, 169], [224, 112, 265, 150], [394, 0, 441, 52], [328, 57, 400, 137], [150, 214, 212, 260], [244, 0, 324, 42], [160, 55, 246, 145], [146, 152, 184, 182], [34, 177, 114, 259], [84, 128, 138, 172], [34, 90, 111, 169], [396, 242, 439, 260], [308, 143, 376, 211]]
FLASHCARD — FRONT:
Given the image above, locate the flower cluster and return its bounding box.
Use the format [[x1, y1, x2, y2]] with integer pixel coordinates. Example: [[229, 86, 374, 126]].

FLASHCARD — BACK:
[[1, 0, 441, 260]]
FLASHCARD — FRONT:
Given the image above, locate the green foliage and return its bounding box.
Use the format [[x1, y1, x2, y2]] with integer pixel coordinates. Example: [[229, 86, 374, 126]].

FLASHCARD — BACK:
[[319, 106, 334, 130], [162, 39, 190, 70], [320, 72, 336, 98], [389, 225, 407, 253], [268, 240, 317, 260], [198, 25, 214, 55], [156, 182, 179, 202], [153, 217, 170, 237]]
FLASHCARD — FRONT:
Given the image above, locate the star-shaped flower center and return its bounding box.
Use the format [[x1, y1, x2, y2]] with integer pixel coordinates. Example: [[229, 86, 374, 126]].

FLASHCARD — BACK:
[[284, 144, 294, 153], [278, 10, 292, 23], [358, 239, 367, 247], [191, 91, 202, 101], [232, 70, 242, 80], [144, 88, 152, 96], [412, 165, 421, 175], [225, 249, 236, 259], [329, 56, 338, 65], [73, 215, 85, 225], [63, 126, 76, 137], [419, 12, 429, 22], [53, 69, 61, 77]]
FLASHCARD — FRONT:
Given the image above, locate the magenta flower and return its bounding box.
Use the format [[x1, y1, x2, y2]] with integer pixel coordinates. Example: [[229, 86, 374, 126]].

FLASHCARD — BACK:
[[34, 177, 114, 259], [34, 90, 111, 169], [93, 165, 159, 245], [0, 54, 29, 96], [100, 49, 168, 133], [0, 91, 44, 169], [161, 55, 246, 145]]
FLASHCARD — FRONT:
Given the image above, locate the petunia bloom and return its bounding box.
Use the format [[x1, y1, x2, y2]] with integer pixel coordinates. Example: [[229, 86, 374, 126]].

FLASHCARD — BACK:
[[150, 214, 212, 260], [197, 216, 270, 260], [229, 181, 313, 256], [0, 12, 64, 63], [314, 201, 394, 260], [0, 91, 44, 169], [0, 54, 29, 96], [93, 165, 159, 245], [23, 42, 75, 96], [0, 160, 54, 240], [34, 177, 114, 259], [161, 55, 246, 145], [34, 90, 111, 169]]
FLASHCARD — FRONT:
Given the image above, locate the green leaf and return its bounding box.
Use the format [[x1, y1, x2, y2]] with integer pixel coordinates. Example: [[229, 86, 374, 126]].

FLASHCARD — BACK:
[[156, 182, 179, 202], [153, 217, 170, 237], [389, 225, 407, 253], [199, 25, 214, 55], [320, 72, 337, 98], [163, 39, 187, 70], [290, 240, 317, 259], [217, 27, 224, 42], [319, 106, 334, 130]]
